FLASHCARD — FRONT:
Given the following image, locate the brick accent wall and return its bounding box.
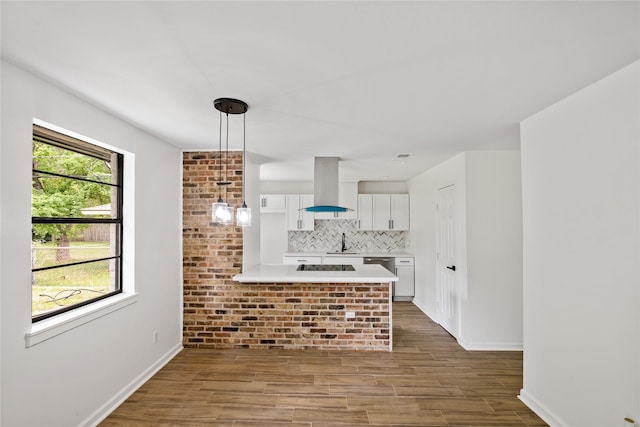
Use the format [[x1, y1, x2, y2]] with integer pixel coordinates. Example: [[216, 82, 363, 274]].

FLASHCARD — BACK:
[[183, 151, 391, 351], [183, 151, 244, 348]]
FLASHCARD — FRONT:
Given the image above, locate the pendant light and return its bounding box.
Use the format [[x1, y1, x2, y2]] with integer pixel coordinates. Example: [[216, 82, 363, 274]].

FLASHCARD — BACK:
[[211, 106, 233, 225], [211, 98, 249, 226], [236, 111, 252, 226]]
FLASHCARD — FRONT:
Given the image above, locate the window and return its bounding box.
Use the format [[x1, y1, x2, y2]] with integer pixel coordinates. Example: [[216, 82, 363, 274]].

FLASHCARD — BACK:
[[31, 124, 123, 322]]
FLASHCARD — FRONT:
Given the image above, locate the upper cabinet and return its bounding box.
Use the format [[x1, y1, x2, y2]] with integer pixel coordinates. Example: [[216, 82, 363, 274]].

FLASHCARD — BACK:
[[286, 194, 314, 230], [260, 194, 286, 213], [359, 193, 409, 231], [389, 194, 410, 230], [315, 182, 358, 220], [357, 194, 374, 230]]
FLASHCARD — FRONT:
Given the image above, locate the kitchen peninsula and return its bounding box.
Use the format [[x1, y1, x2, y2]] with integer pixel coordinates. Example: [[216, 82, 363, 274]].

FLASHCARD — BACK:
[[232, 264, 397, 351]]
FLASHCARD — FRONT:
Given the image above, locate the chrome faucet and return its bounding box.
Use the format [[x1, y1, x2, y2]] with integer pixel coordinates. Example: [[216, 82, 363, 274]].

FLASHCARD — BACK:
[[341, 233, 346, 252]]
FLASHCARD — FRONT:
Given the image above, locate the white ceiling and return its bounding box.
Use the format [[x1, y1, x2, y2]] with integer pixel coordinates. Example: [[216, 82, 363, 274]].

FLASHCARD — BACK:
[[2, 1, 638, 182]]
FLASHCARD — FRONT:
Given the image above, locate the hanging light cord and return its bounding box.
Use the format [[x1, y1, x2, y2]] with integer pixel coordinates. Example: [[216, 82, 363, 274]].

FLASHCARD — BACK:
[[218, 110, 222, 200], [225, 112, 229, 202], [242, 112, 246, 204]]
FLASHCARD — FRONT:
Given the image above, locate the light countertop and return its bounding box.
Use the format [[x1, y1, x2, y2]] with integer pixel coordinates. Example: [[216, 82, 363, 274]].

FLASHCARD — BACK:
[[284, 251, 414, 258], [233, 264, 398, 284]]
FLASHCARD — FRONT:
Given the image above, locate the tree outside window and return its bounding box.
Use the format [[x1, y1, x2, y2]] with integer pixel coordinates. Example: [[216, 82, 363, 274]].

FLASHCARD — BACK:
[[31, 124, 123, 321]]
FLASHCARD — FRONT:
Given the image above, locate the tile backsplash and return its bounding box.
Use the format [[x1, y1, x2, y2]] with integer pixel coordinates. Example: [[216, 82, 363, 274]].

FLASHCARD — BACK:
[[288, 219, 408, 253]]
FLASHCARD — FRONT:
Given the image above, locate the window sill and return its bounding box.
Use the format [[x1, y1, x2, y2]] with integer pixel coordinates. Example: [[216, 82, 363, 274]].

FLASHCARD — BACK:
[[25, 293, 138, 348]]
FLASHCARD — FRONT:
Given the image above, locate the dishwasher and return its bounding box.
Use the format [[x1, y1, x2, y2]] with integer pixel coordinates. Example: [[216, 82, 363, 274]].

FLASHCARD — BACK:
[[363, 257, 396, 297]]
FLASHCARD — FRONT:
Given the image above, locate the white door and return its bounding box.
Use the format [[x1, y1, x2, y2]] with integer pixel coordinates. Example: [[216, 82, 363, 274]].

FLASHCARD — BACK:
[[436, 185, 458, 337]]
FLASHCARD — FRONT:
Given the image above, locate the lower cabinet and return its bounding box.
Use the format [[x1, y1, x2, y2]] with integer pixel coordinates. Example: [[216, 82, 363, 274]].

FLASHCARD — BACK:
[[322, 256, 364, 265], [394, 257, 415, 301], [283, 255, 364, 265], [283, 255, 322, 265]]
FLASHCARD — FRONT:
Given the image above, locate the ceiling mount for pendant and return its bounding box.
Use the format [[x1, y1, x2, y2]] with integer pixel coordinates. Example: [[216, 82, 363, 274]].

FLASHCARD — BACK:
[[214, 98, 248, 115]]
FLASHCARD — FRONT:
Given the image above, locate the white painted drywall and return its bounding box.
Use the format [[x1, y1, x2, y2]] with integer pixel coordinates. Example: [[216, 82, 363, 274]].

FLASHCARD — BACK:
[[462, 151, 523, 349], [358, 181, 408, 194], [520, 61, 639, 426], [0, 61, 183, 426], [408, 151, 523, 350], [242, 152, 261, 270], [408, 153, 466, 321], [259, 180, 314, 194], [260, 213, 288, 264]]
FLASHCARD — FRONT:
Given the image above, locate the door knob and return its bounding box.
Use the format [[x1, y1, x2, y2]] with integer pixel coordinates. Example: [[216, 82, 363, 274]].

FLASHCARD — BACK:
[[446, 265, 456, 271]]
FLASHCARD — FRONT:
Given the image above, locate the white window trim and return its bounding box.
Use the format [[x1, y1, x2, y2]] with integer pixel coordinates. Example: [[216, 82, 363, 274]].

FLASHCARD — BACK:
[[28, 118, 137, 347], [25, 292, 138, 347]]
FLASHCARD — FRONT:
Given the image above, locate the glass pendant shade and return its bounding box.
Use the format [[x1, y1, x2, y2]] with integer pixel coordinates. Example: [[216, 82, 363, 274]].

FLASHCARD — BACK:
[[236, 203, 252, 227], [212, 198, 234, 225]]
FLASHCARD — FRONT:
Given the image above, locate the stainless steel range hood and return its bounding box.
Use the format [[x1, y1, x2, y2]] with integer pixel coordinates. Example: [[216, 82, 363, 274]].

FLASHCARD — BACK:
[[303, 157, 352, 213]]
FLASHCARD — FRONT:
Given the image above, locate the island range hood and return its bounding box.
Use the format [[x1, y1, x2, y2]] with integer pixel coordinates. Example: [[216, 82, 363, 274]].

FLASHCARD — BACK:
[[303, 157, 352, 213]]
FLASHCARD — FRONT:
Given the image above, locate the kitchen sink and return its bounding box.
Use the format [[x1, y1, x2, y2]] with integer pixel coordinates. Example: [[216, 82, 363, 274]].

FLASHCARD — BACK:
[[326, 252, 359, 255]]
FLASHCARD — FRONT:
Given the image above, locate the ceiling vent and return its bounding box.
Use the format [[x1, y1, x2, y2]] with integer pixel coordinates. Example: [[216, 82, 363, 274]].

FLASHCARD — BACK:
[[393, 153, 411, 162]]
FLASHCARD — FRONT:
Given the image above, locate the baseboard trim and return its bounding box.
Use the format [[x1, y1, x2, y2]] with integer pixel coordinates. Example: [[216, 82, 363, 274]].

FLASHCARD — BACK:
[[410, 299, 438, 323], [518, 388, 567, 427], [458, 339, 523, 351], [81, 343, 183, 427]]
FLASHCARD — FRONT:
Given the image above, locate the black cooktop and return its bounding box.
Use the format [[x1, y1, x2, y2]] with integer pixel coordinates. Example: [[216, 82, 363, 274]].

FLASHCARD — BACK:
[[296, 264, 355, 272]]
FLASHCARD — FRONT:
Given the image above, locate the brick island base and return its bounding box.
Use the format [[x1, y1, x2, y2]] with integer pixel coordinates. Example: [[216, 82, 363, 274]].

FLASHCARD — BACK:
[[183, 282, 391, 351]]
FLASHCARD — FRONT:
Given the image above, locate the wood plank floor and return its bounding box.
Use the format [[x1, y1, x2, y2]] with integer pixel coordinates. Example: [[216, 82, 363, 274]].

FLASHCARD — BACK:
[[100, 302, 547, 426]]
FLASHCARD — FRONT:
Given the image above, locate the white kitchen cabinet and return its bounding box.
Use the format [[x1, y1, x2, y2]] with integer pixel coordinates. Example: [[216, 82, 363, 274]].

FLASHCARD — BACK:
[[394, 257, 415, 301], [283, 255, 322, 265], [260, 194, 286, 213], [286, 194, 314, 230], [322, 256, 364, 265], [357, 194, 373, 230], [390, 194, 410, 230], [372, 194, 391, 230], [372, 194, 410, 231], [315, 182, 358, 220]]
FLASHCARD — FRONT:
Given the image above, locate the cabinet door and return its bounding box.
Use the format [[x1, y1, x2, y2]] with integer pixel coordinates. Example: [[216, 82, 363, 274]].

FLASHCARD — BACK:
[[283, 255, 322, 265], [372, 194, 391, 230], [357, 194, 373, 230], [394, 265, 415, 298], [286, 194, 315, 230], [260, 194, 286, 213], [315, 183, 358, 220], [338, 182, 358, 219], [390, 194, 410, 230], [286, 194, 301, 230], [299, 194, 315, 230], [322, 256, 364, 265]]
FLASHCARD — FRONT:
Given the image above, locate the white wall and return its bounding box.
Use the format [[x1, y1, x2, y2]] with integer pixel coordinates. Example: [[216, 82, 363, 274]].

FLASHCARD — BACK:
[[359, 181, 408, 193], [0, 62, 183, 426], [260, 213, 288, 264], [242, 152, 261, 269], [463, 151, 523, 349], [408, 153, 466, 320], [408, 151, 523, 350], [519, 61, 639, 426], [260, 180, 314, 194], [259, 180, 408, 195]]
